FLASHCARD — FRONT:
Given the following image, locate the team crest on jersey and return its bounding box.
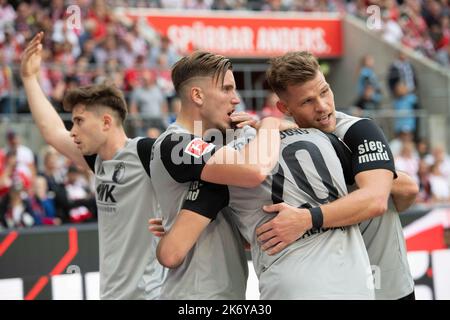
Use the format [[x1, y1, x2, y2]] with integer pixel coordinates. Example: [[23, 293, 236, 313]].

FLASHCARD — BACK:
[[112, 162, 126, 183], [184, 138, 215, 158]]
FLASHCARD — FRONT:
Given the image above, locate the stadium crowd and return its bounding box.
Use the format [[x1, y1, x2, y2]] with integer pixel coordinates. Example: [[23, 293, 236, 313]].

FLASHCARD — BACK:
[[0, 0, 450, 229], [0, 0, 448, 116]]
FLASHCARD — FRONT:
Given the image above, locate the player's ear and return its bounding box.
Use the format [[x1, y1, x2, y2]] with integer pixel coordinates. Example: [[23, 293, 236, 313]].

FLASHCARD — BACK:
[[191, 86, 204, 106], [276, 100, 291, 117], [103, 113, 113, 131]]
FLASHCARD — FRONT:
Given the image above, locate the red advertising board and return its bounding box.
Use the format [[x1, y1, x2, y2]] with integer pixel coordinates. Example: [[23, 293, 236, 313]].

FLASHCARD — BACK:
[[116, 9, 343, 58]]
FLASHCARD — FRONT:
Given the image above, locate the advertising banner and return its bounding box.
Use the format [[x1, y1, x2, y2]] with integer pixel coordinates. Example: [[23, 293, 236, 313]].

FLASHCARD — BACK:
[[116, 9, 343, 58]]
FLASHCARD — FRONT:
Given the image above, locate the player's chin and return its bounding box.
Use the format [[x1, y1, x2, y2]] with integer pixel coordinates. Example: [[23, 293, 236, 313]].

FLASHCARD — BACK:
[[318, 117, 336, 133], [81, 148, 92, 156], [320, 123, 336, 133], [218, 121, 232, 132]]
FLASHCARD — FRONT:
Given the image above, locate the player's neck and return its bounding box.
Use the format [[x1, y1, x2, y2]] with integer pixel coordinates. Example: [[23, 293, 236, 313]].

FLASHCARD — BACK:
[[98, 129, 129, 161], [176, 109, 207, 136]]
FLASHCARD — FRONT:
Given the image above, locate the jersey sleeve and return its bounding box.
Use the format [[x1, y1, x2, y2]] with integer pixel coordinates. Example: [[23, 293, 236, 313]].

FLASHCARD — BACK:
[[137, 137, 155, 177], [160, 133, 219, 183], [325, 133, 355, 186], [341, 119, 397, 178], [181, 180, 230, 220], [83, 155, 97, 173]]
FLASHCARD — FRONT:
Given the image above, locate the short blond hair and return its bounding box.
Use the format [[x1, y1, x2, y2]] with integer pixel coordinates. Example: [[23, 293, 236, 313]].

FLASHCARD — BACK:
[[266, 51, 320, 97]]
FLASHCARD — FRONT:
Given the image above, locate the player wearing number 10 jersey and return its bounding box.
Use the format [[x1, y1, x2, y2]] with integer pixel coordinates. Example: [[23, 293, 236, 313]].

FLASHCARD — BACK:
[[180, 128, 375, 299], [260, 51, 417, 300]]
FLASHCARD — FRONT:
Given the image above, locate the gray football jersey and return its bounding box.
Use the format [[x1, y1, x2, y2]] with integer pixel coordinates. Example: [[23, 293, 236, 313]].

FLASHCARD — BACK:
[[90, 137, 167, 300], [150, 123, 248, 300], [226, 129, 374, 299], [334, 111, 414, 299]]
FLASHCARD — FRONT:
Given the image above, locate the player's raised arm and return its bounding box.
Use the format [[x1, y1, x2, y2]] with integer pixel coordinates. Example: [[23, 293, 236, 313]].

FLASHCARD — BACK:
[[20, 32, 88, 170], [201, 117, 284, 188]]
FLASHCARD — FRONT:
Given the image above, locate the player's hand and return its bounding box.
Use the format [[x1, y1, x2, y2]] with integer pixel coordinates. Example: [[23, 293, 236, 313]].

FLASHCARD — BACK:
[[279, 119, 298, 131], [20, 31, 44, 80], [148, 218, 165, 237], [230, 112, 258, 129], [256, 203, 312, 255]]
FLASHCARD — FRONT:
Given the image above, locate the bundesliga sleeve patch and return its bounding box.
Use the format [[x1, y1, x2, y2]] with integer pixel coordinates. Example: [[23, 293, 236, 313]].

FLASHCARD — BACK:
[[184, 138, 215, 158]]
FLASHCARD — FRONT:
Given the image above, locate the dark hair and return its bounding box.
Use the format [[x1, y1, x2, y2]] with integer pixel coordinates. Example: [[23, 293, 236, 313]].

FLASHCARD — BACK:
[[63, 84, 128, 123], [171, 51, 232, 95], [266, 51, 320, 97]]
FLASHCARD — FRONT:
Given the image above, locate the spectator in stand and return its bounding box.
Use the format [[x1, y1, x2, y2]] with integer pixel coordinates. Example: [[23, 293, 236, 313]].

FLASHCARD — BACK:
[[123, 54, 148, 94], [0, 48, 13, 114], [155, 53, 176, 103], [51, 19, 81, 58], [79, 38, 98, 66], [94, 35, 120, 67], [346, 0, 370, 19], [387, 51, 418, 96], [0, 178, 35, 229], [2, 129, 35, 179], [424, 145, 450, 182], [87, 0, 114, 42], [185, 0, 212, 9], [416, 138, 430, 159], [382, 8, 404, 45], [160, 0, 186, 9], [357, 54, 382, 100], [395, 140, 420, 185], [1, 30, 21, 66], [64, 165, 95, 223], [29, 176, 61, 226], [261, 0, 290, 11], [354, 83, 382, 111], [148, 35, 180, 68], [416, 159, 432, 203], [129, 70, 168, 133], [392, 81, 418, 136], [429, 162, 450, 203], [230, 0, 249, 10], [0, 0, 16, 37], [122, 21, 149, 63], [399, 0, 433, 55], [212, 0, 233, 10], [442, 14, 450, 44], [423, 0, 443, 30], [430, 22, 449, 52], [436, 42, 450, 67], [39, 146, 70, 222], [390, 130, 416, 158], [74, 56, 95, 87], [15, 2, 35, 37], [0, 151, 14, 198]]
